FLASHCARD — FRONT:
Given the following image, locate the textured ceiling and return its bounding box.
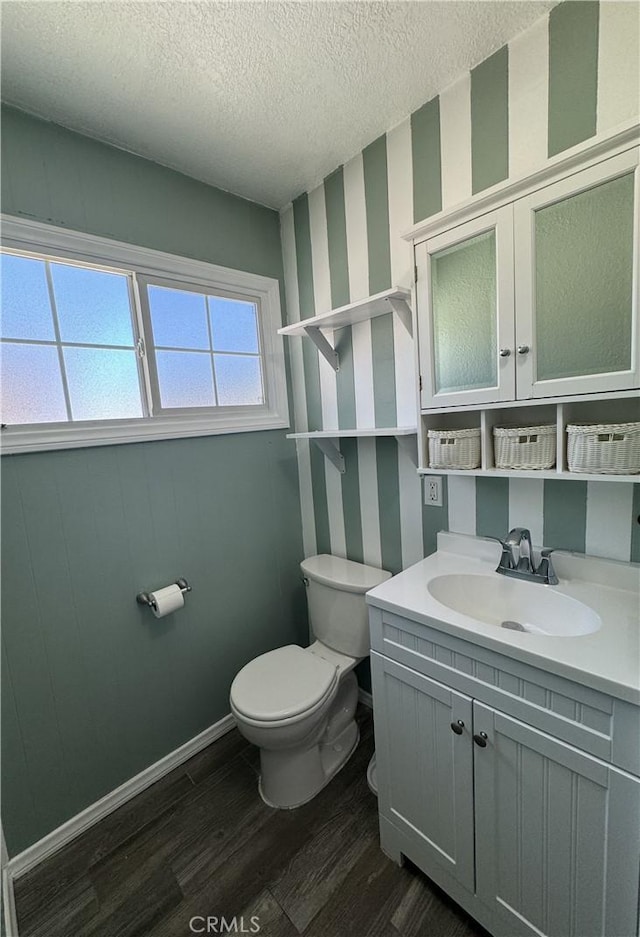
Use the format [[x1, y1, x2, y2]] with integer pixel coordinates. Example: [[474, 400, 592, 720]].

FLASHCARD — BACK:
[[1, 1, 556, 209]]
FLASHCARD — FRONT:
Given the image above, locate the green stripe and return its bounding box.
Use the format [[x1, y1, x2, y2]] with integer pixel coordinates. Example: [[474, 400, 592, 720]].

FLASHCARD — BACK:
[[543, 480, 587, 553], [548, 1, 599, 157], [340, 438, 364, 564], [475, 477, 509, 539], [630, 484, 640, 563], [471, 46, 509, 194], [292, 194, 316, 320], [309, 445, 331, 554], [411, 97, 442, 223], [292, 193, 329, 553], [422, 476, 449, 557], [323, 167, 350, 309], [371, 315, 397, 427], [363, 135, 392, 295], [376, 438, 403, 574], [335, 326, 357, 430]]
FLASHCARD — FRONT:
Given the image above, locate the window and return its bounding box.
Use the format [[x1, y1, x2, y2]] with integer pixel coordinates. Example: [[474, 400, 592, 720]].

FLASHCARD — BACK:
[[0, 217, 289, 452]]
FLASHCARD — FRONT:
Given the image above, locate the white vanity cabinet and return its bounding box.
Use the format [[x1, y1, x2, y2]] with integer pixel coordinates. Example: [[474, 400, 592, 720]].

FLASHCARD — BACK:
[[369, 607, 640, 937]]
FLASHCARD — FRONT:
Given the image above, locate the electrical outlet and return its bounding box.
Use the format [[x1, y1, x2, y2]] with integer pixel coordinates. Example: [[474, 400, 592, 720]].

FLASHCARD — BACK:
[[424, 475, 443, 507]]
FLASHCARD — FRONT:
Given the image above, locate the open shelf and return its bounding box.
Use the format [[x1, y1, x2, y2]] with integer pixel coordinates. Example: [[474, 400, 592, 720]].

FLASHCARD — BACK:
[[418, 391, 639, 482], [278, 287, 412, 371], [287, 427, 418, 473]]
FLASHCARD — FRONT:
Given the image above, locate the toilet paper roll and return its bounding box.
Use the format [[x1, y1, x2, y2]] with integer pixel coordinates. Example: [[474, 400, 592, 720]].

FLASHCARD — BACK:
[[149, 584, 184, 619]]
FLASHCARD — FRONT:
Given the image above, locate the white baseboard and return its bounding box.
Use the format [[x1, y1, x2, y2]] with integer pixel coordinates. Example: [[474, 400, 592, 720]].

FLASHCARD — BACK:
[[6, 712, 236, 885], [358, 688, 373, 708]]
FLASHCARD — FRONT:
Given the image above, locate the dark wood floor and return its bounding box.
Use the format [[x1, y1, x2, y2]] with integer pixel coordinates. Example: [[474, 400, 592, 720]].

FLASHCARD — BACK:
[[13, 707, 487, 937]]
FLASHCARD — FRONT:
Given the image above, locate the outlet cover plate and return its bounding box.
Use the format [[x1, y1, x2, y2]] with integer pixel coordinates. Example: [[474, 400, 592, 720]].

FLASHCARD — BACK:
[[424, 475, 443, 507]]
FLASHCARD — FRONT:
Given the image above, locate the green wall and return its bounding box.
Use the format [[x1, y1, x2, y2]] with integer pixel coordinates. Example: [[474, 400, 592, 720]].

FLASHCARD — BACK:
[[1, 106, 305, 856]]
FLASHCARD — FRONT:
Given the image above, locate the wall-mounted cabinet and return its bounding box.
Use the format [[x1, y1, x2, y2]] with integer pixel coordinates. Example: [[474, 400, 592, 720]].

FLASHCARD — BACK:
[[416, 146, 639, 411]]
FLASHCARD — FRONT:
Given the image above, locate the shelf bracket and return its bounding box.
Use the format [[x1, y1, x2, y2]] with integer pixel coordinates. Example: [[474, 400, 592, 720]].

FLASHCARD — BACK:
[[312, 437, 345, 473], [395, 433, 418, 467], [387, 297, 413, 337], [304, 326, 339, 371]]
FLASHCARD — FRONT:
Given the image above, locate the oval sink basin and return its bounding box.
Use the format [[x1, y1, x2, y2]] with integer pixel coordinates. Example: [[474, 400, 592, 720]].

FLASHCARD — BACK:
[[427, 574, 601, 637]]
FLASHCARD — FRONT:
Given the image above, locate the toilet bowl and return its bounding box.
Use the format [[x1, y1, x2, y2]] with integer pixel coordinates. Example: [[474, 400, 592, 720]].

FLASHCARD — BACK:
[[230, 555, 391, 808]]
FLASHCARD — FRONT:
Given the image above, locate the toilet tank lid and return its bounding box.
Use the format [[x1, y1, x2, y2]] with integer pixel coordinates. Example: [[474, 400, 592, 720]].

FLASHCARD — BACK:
[[300, 555, 392, 594]]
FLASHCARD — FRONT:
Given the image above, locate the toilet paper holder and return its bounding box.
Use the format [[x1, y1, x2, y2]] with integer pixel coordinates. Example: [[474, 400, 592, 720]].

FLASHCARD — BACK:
[[136, 578, 191, 609]]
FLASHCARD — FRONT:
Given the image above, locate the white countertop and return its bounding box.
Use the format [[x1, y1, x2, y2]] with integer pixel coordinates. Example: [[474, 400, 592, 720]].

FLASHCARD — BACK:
[[366, 532, 640, 705]]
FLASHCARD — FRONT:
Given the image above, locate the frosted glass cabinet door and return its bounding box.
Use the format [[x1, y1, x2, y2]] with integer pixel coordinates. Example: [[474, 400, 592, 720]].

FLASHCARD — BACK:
[[416, 206, 515, 408], [514, 149, 639, 398]]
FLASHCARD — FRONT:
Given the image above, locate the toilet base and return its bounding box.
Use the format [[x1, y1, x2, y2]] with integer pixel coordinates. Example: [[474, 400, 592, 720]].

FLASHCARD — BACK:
[[258, 719, 360, 810]]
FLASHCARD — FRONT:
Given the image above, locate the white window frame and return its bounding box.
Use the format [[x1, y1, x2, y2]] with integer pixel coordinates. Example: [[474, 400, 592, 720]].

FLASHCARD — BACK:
[[1, 216, 290, 453]]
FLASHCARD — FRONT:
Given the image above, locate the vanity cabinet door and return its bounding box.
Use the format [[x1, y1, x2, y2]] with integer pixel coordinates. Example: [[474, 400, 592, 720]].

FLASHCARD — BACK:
[[514, 148, 639, 399], [473, 702, 640, 937], [371, 653, 475, 891], [416, 205, 515, 408]]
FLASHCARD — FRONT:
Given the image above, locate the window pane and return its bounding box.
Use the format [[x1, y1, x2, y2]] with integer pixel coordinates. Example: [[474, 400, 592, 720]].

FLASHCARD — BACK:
[[214, 354, 263, 406], [63, 347, 143, 420], [148, 286, 209, 349], [1, 342, 67, 423], [156, 350, 215, 408], [1, 254, 55, 341], [534, 172, 634, 380], [209, 296, 259, 353], [51, 263, 135, 346], [431, 230, 497, 394]]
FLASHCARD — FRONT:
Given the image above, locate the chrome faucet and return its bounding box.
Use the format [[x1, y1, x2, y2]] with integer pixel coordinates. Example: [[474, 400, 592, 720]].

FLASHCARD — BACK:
[[494, 528, 559, 585]]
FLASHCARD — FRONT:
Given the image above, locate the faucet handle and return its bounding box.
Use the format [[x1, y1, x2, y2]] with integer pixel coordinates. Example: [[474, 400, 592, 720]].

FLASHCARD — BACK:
[[487, 535, 516, 570], [536, 548, 559, 585]]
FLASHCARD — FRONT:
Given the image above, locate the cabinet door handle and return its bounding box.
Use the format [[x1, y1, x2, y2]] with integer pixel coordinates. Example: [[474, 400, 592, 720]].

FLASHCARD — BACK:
[[450, 720, 465, 735], [499, 348, 511, 357], [473, 732, 488, 747], [517, 345, 530, 355]]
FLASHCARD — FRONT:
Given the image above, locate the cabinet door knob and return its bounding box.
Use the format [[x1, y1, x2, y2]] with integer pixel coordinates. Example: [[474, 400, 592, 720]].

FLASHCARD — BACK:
[[499, 348, 511, 357], [450, 720, 465, 735], [473, 732, 488, 747], [517, 345, 530, 355]]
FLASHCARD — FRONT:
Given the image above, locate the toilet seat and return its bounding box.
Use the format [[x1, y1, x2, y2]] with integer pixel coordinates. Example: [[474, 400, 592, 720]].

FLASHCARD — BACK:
[[230, 645, 338, 724]]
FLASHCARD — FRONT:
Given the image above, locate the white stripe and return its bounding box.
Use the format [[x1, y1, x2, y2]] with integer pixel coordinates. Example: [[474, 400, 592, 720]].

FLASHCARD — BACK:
[[343, 152, 369, 302], [387, 119, 414, 292], [308, 184, 332, 316], [343, 152, 374, 428], [440, 73, 472, 209], [281, 206, 316, 557], [509, 14, 549, 179], [508, 478, 544, 548], [357, 437, 382, 568], [351, 322, 375, 427], [387, 119, 418, 428], [585, 482, 633, 562], [597, 1, 640, 134], [447, 475, 477, 536], [398, 444, 424, 568]]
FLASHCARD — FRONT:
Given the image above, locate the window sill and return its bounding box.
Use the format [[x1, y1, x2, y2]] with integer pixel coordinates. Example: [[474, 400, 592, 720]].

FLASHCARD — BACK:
[[1, 412, 291, 454]]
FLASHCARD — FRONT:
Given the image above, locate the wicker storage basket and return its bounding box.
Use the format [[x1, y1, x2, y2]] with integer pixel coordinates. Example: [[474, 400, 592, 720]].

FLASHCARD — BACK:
[[428, 428, 481, 469], [493, 424, 556, 470], [567, 422, 640, 474]]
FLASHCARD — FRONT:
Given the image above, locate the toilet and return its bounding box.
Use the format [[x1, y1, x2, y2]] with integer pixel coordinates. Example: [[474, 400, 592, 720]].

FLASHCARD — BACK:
[[230, 554, 391, 809]]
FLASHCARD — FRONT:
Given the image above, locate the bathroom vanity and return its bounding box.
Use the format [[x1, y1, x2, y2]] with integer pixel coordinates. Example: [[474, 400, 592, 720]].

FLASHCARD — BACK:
[[366, 533, 640, 937]]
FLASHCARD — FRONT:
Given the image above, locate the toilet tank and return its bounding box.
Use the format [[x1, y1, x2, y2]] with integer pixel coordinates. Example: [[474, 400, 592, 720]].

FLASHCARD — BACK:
[[300, 555, 391, 658]]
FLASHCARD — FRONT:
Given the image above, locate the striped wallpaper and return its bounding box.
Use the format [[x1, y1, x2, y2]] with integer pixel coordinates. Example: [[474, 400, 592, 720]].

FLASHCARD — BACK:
[[281, 1, 640, 574]]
